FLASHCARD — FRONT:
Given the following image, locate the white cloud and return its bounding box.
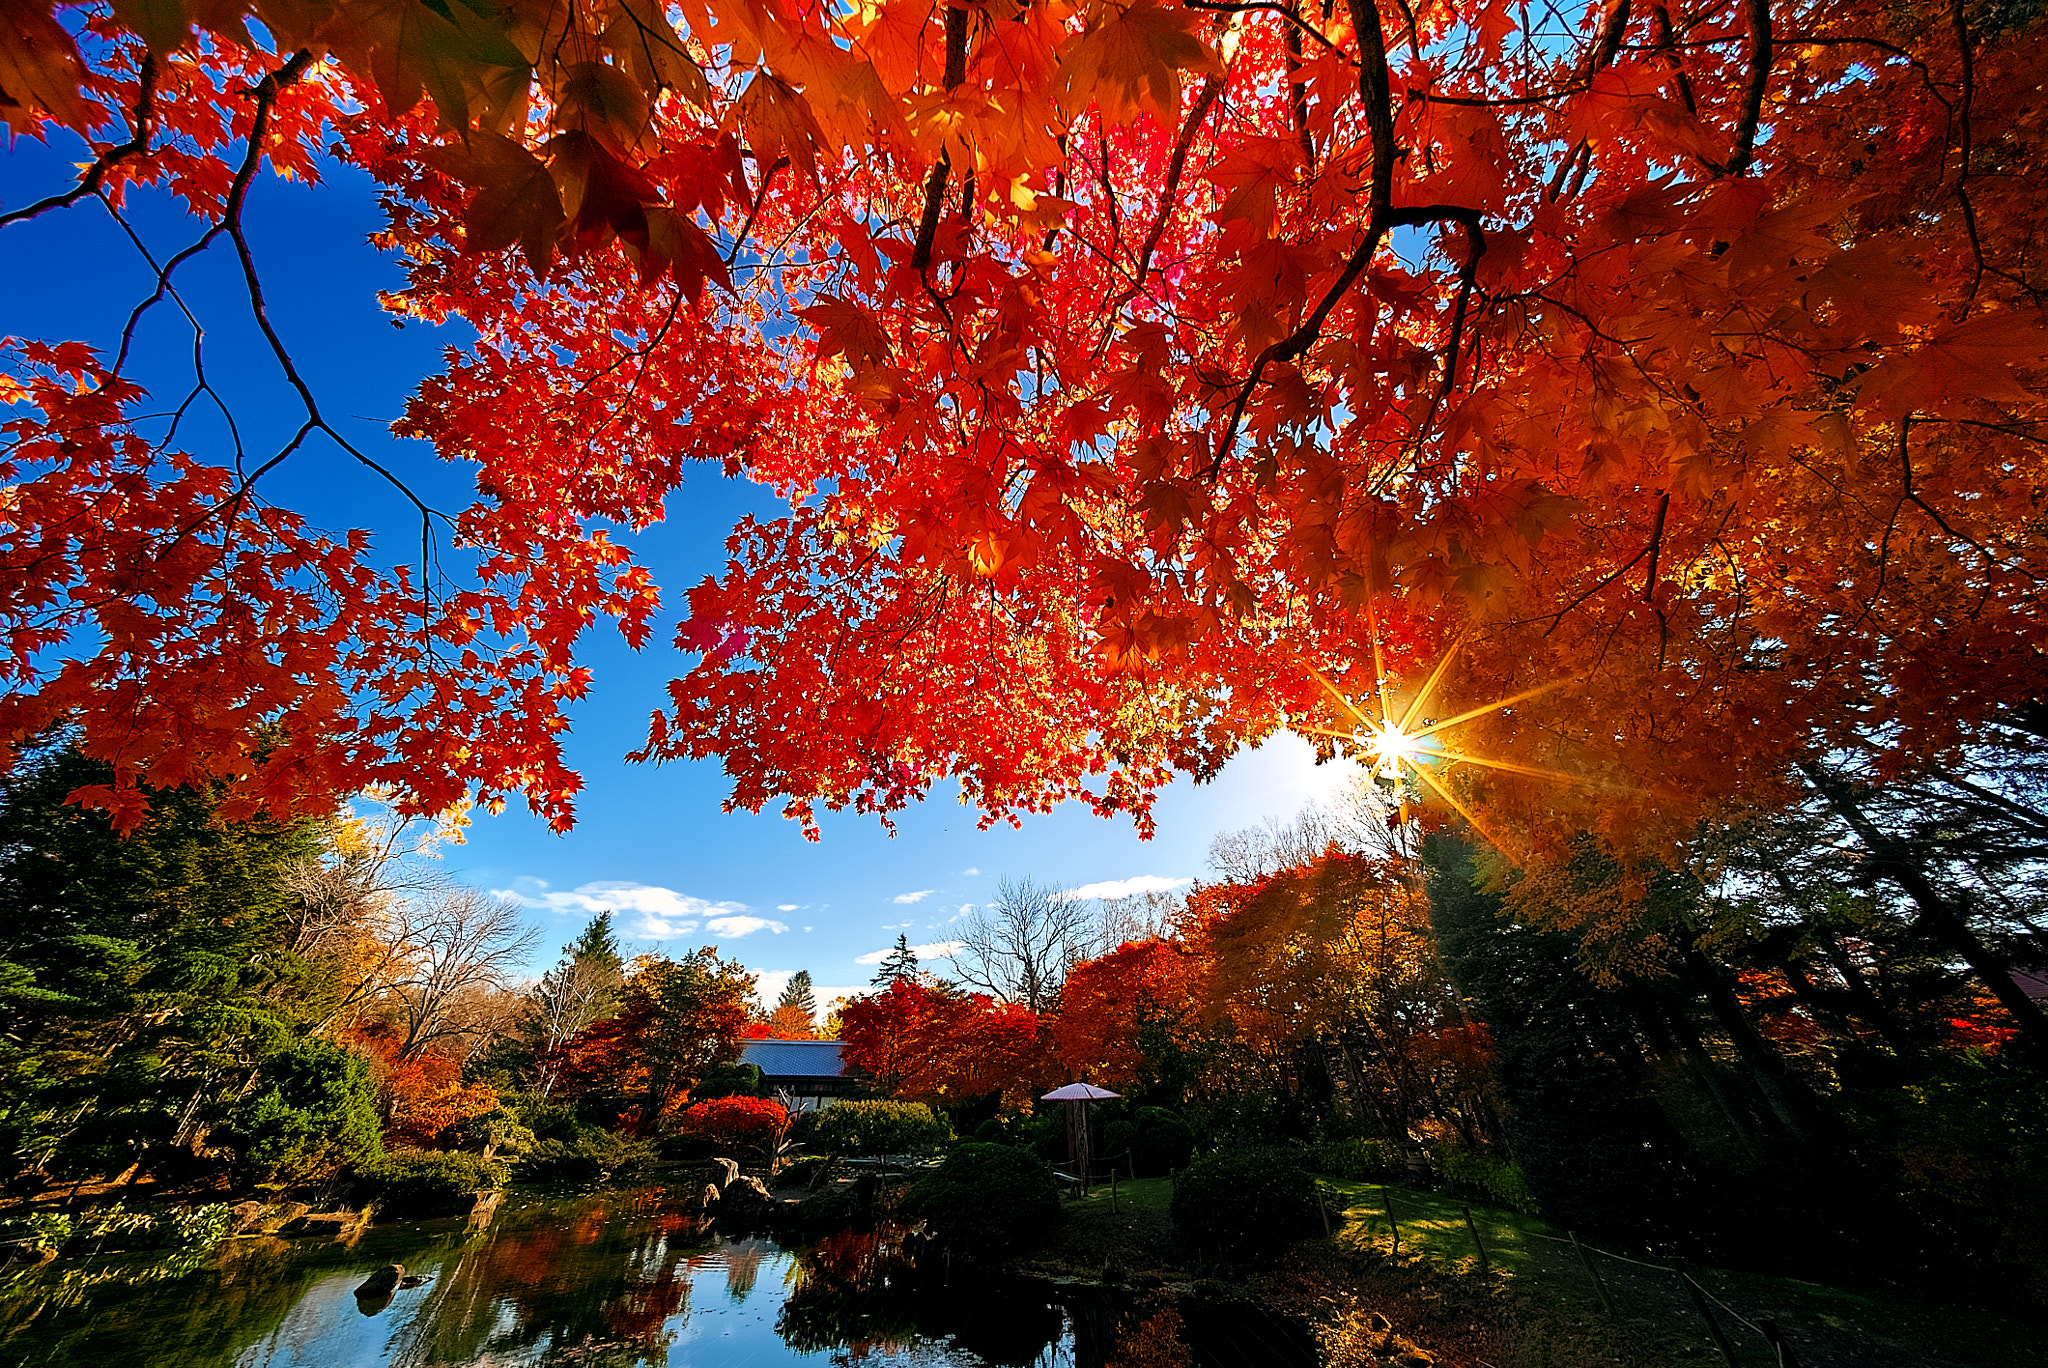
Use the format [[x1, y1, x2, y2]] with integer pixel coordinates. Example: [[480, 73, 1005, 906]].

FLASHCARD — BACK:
[[494, 878, 742, 939], [707, 915, 788, 938], [961, 867, 981, 876], [855, 938, 966, 965], [777, 904, 799, 912], [757, 972, 865, 1015], [882, 920, 913, 930], [1063, 875, 1194, 901], [755, 969, 794, 1006], [893, 889, 935, 904]]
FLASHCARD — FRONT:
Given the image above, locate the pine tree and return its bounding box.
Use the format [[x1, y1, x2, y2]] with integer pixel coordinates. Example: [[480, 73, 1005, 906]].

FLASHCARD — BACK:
[[571, 912, 624, 973], [870, 935, 920, 987], [777, 970, 817, 1020]]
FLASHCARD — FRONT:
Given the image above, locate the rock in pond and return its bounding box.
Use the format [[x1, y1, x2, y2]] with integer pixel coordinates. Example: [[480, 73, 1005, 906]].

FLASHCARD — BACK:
[[356, 1265, 405, 1300]]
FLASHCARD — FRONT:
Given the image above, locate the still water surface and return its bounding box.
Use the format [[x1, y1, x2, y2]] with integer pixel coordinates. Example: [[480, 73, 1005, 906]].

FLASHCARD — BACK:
[[0, 1188, 1317, 1368]]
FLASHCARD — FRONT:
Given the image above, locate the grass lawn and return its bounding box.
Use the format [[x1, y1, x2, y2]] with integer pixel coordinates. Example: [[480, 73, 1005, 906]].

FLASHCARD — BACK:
[[1313, 1177, 2041, 1368], [1060, 1175, 1175, 1215]]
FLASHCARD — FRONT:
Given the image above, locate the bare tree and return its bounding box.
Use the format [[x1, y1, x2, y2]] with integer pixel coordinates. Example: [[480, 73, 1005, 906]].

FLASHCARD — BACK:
[[524, 915, 627, 1095], [282, 801, 465, 1033], [1092, 888, 1184, 952], [382, 887, 538, 1061], [1208, 789, 1409, 884], [956, 876, 1095, 1012]]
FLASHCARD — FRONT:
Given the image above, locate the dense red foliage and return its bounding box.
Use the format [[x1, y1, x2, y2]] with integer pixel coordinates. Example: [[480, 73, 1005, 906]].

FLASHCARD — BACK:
[[1054, 938, 1197, 1089], [836, 980, 1047, 1107], [4, 0, 2043, 870], [679, 1095, 789, 1151]]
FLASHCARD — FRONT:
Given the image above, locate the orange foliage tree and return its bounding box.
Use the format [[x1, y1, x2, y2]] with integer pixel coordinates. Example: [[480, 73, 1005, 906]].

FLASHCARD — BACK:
[[1053, 938, 1199, 1091], [1157, 847, 1495, 1140], [547, 949, 753, 1131], [4, 0, 2044, 868], [836, 980, 1048, 1108], [380, 1049, 502, 1148]]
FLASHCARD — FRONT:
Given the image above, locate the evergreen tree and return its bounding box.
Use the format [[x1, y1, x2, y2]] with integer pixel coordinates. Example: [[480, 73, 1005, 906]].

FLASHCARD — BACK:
[[0, 737, 322, 1184], [570, 911, 624, 975], [870, 935, 920, 987], [1422, 833, 1702, 1245], [777, 970, 817, 1020]]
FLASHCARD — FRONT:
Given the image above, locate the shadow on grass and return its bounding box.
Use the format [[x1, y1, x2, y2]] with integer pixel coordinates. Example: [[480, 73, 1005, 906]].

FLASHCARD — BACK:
[[1313, 1177, 2041, 1368]]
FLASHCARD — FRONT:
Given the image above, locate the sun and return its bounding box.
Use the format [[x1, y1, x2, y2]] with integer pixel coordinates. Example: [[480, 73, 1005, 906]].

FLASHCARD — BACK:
[[1365, 720, 1429, 778], [1301, 625, 1590, 856]]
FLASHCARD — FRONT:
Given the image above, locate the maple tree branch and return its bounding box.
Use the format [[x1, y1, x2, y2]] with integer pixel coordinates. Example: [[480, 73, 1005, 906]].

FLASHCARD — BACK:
[[1649, 3, 1698, 116], [1110, 73, 1225, 319], [910, 2, 971, 274], [1284, 21, 1316, 166], [1722, 0, 1773, 176], [220, 52, 450, 609], [1199, 0, 1411, 475], [1208, 204, 1483, 476], [1346, 0, 1399, 221], [1182, 0, 1347, 57], [1413, 214, 1489, 444], [1895, 417, 2041, 582], [1, 54, 158, 229], [727, 155, 789, 267], [96, 194, 246, 466], [1590, 0, 1631, 74], [1951, 0, 1984, 311], [1642, 489, 1670, 599]]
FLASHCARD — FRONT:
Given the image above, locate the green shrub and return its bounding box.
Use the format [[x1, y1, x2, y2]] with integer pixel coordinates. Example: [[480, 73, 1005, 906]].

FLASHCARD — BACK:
[[905, 1143, 1061, 1262], [217, 1038, 383, 1187], [1434, 1144, 1537, 1214], [513, 1130, 655, 1186], [777, 1153, 840, 1188], [813, 1100, 949, 1158], [1131, 1107, 1195, 1175], [693, 1063, 768, 1100], [354, 1152, 509, 1217], [1310, 1137, 1401, 1182], [506, 1093, 581, 1143], [1169, 1147, 1321, 1256]]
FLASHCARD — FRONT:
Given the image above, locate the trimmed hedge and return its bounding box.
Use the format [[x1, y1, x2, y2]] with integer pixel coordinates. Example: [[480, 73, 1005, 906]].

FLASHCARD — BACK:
[[354, 1153, 508, 1217], [1435, 1144, 1538, 1213], [513, 1130, 655, 1186], [1169, 1147, 1321, 1255], [905, 1143, 1061, 1262], [812, 1100, 949, 1157], [1309, 1137, 1402, 1182]]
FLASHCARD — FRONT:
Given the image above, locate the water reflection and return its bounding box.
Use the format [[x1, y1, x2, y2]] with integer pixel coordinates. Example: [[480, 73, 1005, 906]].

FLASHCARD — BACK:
[[0, 1189, 1318, 1368]]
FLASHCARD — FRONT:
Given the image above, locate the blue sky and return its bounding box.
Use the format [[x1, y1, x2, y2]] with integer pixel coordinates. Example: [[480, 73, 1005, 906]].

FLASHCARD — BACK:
[[2, 135, 1360, 1007]]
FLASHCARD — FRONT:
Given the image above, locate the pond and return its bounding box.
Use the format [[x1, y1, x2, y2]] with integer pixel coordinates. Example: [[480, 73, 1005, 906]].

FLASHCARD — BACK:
[[0, 1188, 1320, 1368]]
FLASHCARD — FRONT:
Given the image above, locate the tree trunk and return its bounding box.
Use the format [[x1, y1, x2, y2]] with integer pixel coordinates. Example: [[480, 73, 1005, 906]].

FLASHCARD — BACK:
[[1802, 761, 2048, 1064]]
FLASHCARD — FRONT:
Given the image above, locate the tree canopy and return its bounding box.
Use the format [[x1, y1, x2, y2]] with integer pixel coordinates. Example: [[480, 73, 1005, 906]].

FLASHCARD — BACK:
[[3, 0, 2045, 856]]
